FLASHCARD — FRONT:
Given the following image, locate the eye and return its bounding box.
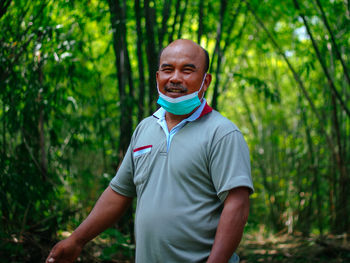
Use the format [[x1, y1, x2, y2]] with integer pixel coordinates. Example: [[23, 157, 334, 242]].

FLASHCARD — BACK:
[[183, 67, 194, 73], [161, 67, 173, 73]]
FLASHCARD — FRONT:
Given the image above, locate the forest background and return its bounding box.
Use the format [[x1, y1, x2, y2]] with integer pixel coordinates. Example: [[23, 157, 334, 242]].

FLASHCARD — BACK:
[[1, 0, 349, 262]]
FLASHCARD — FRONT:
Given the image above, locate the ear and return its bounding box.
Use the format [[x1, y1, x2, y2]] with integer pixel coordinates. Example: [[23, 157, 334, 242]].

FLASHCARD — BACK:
[[203, 73, 212, 92]]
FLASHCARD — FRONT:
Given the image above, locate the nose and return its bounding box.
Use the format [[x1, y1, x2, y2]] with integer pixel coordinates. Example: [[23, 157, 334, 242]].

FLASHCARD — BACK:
[[169, 70, 182, 84]]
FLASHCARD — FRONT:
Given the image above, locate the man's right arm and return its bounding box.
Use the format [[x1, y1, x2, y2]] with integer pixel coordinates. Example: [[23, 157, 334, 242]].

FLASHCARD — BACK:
[[46, 186, 133, 263]]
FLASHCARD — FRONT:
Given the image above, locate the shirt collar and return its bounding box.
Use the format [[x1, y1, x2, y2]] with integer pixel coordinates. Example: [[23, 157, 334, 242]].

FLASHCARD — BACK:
[[153, 98, 212, 122]]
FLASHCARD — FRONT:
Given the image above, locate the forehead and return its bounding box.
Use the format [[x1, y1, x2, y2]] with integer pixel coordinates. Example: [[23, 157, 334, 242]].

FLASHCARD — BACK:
[[160, 41, 205, 68]]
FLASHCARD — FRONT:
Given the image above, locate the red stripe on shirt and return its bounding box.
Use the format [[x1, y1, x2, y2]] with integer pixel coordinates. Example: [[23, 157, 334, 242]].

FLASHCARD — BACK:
[[133, 145, 152, 152], [198, 103, 213, 119]]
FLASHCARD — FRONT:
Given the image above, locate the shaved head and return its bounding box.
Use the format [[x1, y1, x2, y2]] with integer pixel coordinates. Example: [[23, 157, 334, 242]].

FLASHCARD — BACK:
[[158, 39, 210, 73]]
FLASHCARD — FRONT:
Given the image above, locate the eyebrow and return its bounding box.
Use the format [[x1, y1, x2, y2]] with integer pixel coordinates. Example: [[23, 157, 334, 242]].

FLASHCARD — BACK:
[[160, 63, 173, 68], [160, 63, 197, 69], [183, 63, 196, 69]]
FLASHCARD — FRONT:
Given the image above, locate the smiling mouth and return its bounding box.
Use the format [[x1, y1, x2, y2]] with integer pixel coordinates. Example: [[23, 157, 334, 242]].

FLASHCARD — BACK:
[[164, 84, 187, 93]]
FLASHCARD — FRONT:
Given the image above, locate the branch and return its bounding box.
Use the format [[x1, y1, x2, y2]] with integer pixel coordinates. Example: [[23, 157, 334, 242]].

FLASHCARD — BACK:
[[223, 0, 244, 53], [315, 0, 350, 85], [245, 2, 320, 120], [22, 130, 47, 181], [245, 0, 335, 149], [293, 0, 350, 118], [1, 1, 49, 81]]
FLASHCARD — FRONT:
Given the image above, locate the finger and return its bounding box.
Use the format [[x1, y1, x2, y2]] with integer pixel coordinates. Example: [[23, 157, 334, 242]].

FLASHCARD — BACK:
[[46, 252, 55, 263], [45, 255, 54, 263], [46, 248, 57, 263]]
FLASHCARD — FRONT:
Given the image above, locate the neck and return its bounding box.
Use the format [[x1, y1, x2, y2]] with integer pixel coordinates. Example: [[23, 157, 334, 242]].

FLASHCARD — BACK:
[[165, 105, 199, 132]]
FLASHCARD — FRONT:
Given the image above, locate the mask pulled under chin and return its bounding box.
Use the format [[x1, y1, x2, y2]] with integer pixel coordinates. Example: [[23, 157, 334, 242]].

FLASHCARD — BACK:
[[157, 73, 207, 115]]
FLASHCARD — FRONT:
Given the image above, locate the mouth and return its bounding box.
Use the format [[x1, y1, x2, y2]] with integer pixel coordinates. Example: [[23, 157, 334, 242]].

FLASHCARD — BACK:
[[164, 84, 187, 94]]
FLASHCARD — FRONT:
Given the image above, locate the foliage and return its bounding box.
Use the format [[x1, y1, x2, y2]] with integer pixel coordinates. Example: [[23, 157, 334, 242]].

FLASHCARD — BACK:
[[1, 0, 349, 261], [98, 228, 134, 261]]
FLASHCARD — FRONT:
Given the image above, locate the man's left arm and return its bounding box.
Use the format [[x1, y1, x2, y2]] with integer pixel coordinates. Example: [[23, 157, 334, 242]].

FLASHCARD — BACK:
[[207, 187, 250, 263]]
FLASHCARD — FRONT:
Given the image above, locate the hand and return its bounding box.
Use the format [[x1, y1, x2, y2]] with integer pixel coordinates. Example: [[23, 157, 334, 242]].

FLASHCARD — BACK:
[[46, 237, 83, 263]]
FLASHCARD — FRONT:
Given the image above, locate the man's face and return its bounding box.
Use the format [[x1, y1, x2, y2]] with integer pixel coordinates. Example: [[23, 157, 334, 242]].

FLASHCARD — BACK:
[[156, 40, 211, 100]]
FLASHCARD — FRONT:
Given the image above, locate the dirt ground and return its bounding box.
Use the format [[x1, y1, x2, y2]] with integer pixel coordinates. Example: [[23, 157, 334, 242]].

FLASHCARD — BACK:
[[39, 230, 350, 263], [78, 231, 350, 263], [237, 231, 350, 263]]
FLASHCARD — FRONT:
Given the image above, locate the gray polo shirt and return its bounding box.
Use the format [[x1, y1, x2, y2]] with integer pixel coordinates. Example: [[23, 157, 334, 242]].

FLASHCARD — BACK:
[[110, 102, 254, 262]]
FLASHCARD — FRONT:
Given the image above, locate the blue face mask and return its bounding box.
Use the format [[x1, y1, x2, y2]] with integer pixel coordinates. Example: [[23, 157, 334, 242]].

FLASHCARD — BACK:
[[157, 73, 207, 115]]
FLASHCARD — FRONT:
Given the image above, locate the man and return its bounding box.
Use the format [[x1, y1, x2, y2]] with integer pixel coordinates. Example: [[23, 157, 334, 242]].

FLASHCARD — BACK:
[[46, 39, 253, 263]]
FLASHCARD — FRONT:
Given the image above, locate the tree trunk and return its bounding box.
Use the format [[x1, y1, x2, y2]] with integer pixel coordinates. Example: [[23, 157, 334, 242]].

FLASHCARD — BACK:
[[211, 0, 227, 110], [135, 0, 146, 122], [108, 0, 134, 159], [158, 0, 171, 50], [168, 0, 181, 43], [38, 51, 47, 181], [95, 72, 107, 171], [108, 0, 135, 246], [1, 80, 6, 166], [302, 102, 323, 235], [197, 0, 204, 44], [144, 0, 159, 114], [331, 93, 349, 233], [177, 0, 189, 39], [0, 0, 12, 19], [211, 0, 242, 109]]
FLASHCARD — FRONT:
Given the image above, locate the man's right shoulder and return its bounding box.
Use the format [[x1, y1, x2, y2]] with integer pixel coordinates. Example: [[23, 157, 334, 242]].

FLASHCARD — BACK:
[[133, 115, 158, 136], [137, 115, 156, 127]]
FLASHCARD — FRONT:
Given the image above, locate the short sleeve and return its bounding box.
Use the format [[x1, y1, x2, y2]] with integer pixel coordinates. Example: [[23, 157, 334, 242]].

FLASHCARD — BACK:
[[209, 131, 254, 202], [110, 144, 136, 197]]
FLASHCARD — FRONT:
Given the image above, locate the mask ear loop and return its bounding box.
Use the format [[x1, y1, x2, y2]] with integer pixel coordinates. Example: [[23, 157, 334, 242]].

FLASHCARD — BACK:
[[157, 82, 167, 98], [198, 73, 207, 100]]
